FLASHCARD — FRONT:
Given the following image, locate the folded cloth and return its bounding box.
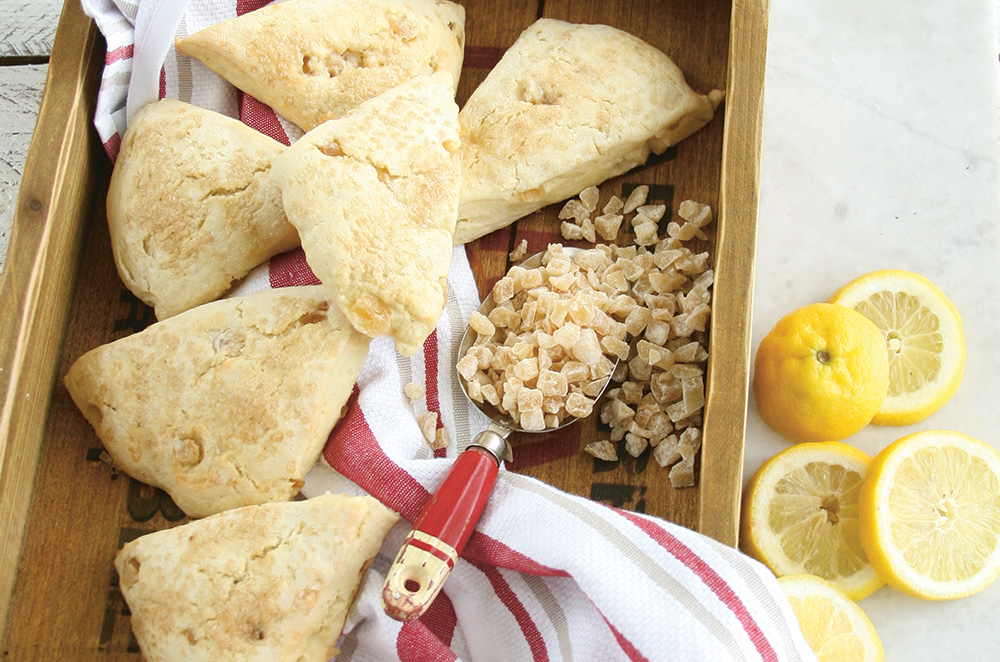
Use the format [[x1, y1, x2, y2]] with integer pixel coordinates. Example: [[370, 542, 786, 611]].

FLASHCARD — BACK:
[[80, 2, 819, 660]]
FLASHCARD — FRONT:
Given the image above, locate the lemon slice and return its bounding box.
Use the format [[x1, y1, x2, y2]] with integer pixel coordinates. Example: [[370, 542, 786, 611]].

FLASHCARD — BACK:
[[828, 270, 965, 425], [778, 574, 884, 662], [741, 442, 885, 600], [859, 430, 1000, 600]]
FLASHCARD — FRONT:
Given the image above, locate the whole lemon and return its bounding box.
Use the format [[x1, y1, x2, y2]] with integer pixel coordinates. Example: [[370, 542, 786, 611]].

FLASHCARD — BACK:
[[753, 302, 889, 442]]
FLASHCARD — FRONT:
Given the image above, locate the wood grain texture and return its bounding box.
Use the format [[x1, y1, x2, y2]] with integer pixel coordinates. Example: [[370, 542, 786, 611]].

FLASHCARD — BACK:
[[0, 64, 47, 273], [0, 0, 101, 645], [697, 0, 771, 547], [0, 0, 63, 60]]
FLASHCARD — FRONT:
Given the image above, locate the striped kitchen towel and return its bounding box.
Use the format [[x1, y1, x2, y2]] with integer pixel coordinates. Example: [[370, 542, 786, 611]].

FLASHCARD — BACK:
[[79, 1, 819, 660]]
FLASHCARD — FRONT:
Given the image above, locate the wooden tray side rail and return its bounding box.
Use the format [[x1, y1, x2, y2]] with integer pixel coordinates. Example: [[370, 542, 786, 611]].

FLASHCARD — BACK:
[[0, 0, 103, 642], [697, 0, 770, 545]]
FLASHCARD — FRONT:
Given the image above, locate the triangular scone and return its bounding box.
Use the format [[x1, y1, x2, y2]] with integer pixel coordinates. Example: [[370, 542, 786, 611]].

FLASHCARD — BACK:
[[273, 73, 460, 356], [453, 19, 724, 245], [107, 99, 299, 320], [64, 287, 370, 518], [116, 494, 399, 662], [176, 0, 465, 132]]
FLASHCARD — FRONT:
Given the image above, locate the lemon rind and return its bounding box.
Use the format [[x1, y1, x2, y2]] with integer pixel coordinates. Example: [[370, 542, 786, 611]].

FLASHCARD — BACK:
[[828, 270, 965, 426], [860, 431, 1000, 600], [742, 443, 885, 601]]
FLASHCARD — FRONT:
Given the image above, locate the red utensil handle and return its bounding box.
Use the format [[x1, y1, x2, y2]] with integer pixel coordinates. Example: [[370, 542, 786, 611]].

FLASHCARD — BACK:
[[414, 446, 499, 548], [383, 439, 503, 621]]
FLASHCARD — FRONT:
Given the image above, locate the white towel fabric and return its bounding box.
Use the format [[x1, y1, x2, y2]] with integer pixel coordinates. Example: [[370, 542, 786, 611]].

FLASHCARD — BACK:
[[79, 1, 818, 660]]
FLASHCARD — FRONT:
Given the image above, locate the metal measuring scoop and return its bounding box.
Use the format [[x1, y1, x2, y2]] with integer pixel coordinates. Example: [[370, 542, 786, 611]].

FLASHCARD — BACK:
[[382, 247, 617, 621]]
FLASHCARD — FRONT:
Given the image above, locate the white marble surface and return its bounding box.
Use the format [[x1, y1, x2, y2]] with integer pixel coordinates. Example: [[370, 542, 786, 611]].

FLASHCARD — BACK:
[[750, 0, 1000, 658], [1, 0, 999, 658]]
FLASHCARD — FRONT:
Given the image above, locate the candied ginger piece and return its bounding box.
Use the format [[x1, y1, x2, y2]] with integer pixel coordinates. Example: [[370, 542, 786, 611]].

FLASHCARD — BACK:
[[513, 357, 539, 382], [493, 276, 515, 304], [600, 336, 630, 360], [469, 310, 495, 337], [624, 306, 652, 336], [457, 354, 479, 381], [579, 186, 600, 212], [553, 322, 582, 350], [404, 382, 425, 403], [584, 440, 618, 462], [633, 222, 659, 247], [570, 328, 603, 364], [666, 221, 697, 241], [678, 200, 713, 227], [623, 185, 649, 214], [517, 387, 543, 413], [594, 213, 624, 242], [509, 239, 529, 262], [559, 198, 591, 222], [636, 204, 666, 223], [519, 408, 545, 431], [537, 369, 569, 397], [600, 398, 634, 427], [624, 433, 648, 458], [561, 222, 584, 241], [417, 411, 438, 445], [669, 458, 696, 488], [481, 383, 500, 406], [565, 392, 595, 418], [432, 427, 449, 451], [521, 268, 544, 290], [673, 341, 705, 363], [582, 377, 609, 397], [603, 195, 624, 216], [628, 355, 652, 382], [560, 361, 590, 384]]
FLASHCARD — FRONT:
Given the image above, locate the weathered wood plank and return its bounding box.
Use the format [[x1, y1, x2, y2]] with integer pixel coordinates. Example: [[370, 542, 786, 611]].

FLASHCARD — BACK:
[[0, 0, 64, 60], [0, 64, 47, 274], [0, 0, 102, 645]]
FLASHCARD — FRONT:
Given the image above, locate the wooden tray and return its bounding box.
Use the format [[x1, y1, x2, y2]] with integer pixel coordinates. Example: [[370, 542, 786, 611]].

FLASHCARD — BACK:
[[0, 0, 768, 655]]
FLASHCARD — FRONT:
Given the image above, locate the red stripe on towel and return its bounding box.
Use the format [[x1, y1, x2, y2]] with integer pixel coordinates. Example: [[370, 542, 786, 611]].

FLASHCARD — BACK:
[[619, 510, 779, 662], [105, 44, 133, 64], [468, 559, 549, 662]]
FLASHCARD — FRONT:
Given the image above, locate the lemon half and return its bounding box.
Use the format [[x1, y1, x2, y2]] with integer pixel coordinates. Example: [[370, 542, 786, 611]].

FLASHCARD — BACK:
[[859, 430, 1000, 600], [778, 574, 884, 662], [829, 270, 965, 425], [742, 442, 884, 600]]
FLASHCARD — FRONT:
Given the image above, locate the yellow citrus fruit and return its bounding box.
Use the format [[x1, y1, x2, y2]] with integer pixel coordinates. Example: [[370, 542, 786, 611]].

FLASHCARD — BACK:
[[859, 430, 1000, 600], [741, 442, 884, 600], [778, 574, 884, 662], [828, 270, 965, 426], [753, 302, 889, 442]]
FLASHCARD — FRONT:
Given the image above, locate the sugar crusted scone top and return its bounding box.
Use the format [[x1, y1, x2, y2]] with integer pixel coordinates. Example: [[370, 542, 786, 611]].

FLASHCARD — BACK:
[[63, 286, 370, 518], [458, 19, 715, 209], [107, 99, 295, 320], [115, 494, 399, 662], [275, 73, 461, 356], [177, 0, 466, 131]]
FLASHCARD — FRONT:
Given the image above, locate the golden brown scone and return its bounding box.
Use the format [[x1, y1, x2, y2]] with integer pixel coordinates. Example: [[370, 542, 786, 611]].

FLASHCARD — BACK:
[[107, 99, 298, 320], [64, 287, 370, 518], [116, 494, 399, 662], [176, 0, 465, 132], [453, 19, 724, 245], [273, 73, 460, 357]]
